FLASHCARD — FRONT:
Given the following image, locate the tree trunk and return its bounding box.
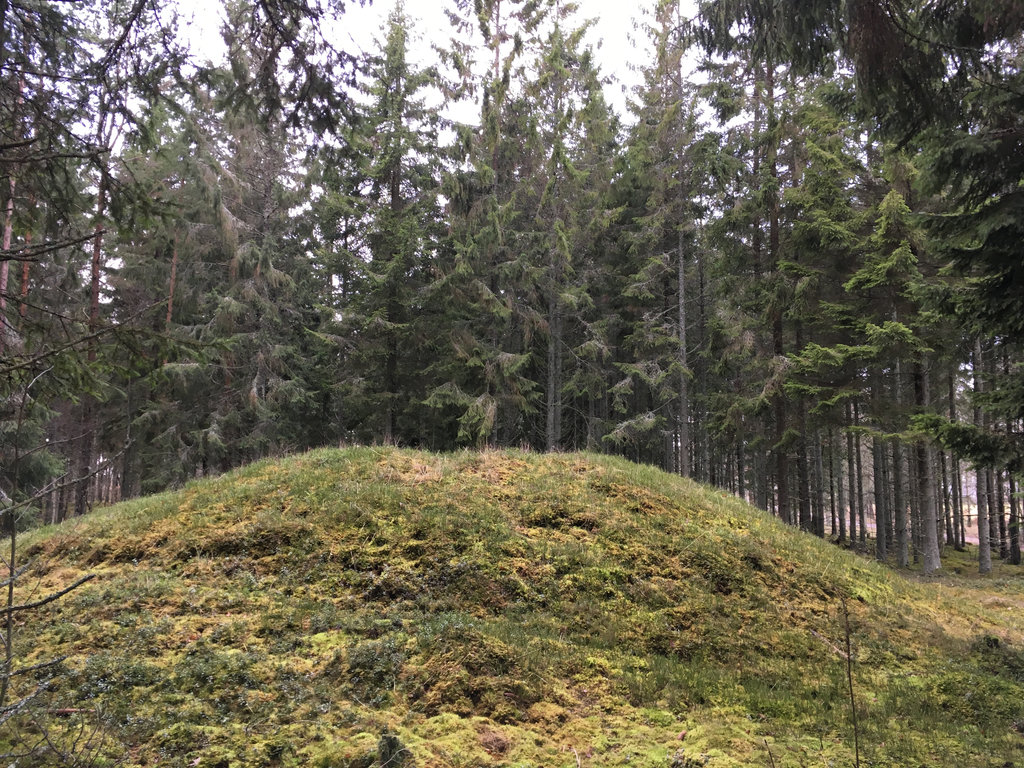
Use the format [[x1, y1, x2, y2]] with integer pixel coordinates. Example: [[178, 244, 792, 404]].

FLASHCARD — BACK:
[[846, 403, 857, 546], [797, 402, 812, 532], [947, 369, 965, 550], [996, 470, 1008, 560], [74, 109, 110, 519], [829, 427, 841, 539], [0, 174, 13, 354], [675, 35, 691, 478], [973, 339, 991, 573], [893, 438, 909, 567], [1009, 471, 1021, 566], [914, 360, 941, 573], [814, 431, 826, 538], [854, 402, 866, 549], [940, 450, 953, 549], [836, 427, 847, 542], [873, 434, 887, 561]]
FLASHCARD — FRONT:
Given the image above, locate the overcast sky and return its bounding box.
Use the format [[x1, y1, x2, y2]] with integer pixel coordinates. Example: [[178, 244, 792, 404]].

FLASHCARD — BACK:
[[178, 0, 702, 122], [341, 0, 657, 116]]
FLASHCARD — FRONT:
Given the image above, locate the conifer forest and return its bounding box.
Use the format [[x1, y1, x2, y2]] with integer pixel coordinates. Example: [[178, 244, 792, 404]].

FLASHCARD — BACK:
[[1, 0, 1023, 576]]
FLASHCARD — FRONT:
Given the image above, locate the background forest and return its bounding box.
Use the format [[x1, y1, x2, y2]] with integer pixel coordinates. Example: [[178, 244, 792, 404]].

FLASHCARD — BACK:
[[1, 0, 1022, 575]]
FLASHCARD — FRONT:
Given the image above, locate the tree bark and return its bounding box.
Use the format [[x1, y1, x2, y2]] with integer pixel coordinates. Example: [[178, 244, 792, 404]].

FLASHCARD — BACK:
[[675, 27, 691, 478], [893, 438, 909, 567], [846, 402, 857, 546], [0, 174, 13, 354], [873, 434, 887, 561], [914, 360, 941, 573], [973, 339, 991, 573], [1009, 471, 1021, 565], [74, 109, 110, 519], [854, 403, 866, 549]]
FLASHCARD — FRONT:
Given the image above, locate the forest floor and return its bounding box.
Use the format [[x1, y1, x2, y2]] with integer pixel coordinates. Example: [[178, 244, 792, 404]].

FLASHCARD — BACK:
[[6, 448, 1024, 767]]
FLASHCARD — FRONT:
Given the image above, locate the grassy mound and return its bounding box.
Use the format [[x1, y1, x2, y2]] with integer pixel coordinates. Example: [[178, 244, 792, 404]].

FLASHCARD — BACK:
[[8, 448, 1024, 767]]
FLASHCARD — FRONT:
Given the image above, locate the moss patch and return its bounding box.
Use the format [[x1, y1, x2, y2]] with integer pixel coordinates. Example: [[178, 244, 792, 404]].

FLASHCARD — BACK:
[[5, 447, 1024, 767]]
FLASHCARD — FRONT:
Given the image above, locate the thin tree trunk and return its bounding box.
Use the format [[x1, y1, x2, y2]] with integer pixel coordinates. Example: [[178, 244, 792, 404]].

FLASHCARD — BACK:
[[797, 404, 812, 532], [893, 438, 909, 567], [854, 402, 866, 549], [996, 470, 1008, 560], [675, 32, 690, 478], [973, 339, 991, 573], [737, 436, 746, 502], [0, 78, 22, 354], [1009, 471, 1021, 566], [73, 171, 107, 518], [914, 360, 941, 573], [882, 438, 894, 551], [765, 60, 789, 526], [977, 466, 991, 571], [987, 467, 999, 556], [947, 369, 965, 550], [873, 434, 887, 561], [814, 431, 826, 538], [955, 460, 965, 551], [846, 405, 857, 547], [0, 174, 13, 354], [940, 450, 953, 549], [830, 427, 841, 539]]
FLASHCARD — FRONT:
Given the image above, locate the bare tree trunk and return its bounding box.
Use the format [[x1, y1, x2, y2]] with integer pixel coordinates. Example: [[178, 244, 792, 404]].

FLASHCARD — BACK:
[[973, 339, 991, 573], [873, 435, 887, 561], [996, 470, 1008, 560], [0, 174, 13, 354], [846, 403, 857, 546], [1009, 471, 1021, 566], [74, 106, 111, 519], [837, 427, 847, 543], [814, 431, 826, 538], [854, 403, 866, 549], [914, 360, 941, 573], [737, 437, 746, 502], [797, 430, 812, 531], [954, 460, 965, 551], [947, 369, 965, 550], [675, 34, 690, 478], [940, 450, 953, 549], [987, 467, 999, 557], [829, 427, 840, 539], [893, 439, 909, 567]]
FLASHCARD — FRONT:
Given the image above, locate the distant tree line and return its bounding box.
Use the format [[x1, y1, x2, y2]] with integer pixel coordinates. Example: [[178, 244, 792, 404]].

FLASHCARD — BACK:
[[1, 0, 1021, 574]]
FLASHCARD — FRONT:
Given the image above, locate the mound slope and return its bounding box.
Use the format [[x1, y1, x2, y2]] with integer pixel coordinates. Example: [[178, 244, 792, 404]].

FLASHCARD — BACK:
[[10, 448, 1024, 767]]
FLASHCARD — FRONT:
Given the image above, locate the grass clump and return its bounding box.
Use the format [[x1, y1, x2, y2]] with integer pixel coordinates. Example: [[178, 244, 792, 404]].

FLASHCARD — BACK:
[[5, 447, 1024, 767]]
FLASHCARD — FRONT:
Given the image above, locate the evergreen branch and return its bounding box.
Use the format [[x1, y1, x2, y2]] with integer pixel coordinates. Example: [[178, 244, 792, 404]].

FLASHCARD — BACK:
[[0, 138, 37, 153], [94, 0, 150, 73], [0, 230, 106, 263]]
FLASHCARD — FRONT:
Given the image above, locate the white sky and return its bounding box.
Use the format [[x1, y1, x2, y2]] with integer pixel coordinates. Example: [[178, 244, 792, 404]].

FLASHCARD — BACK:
[[177, 0, 703, 122], [341, 0, 658, 117]]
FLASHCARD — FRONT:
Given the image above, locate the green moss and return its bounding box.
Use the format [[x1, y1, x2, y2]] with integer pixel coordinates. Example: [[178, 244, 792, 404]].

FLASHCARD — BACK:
[[6, 448, 1024, 767]]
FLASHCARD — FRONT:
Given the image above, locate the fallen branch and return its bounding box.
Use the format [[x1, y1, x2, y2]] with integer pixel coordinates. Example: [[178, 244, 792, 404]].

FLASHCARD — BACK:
[[0, 575, 95, 617], [810, 629, 850, 660], [2, 656, 68, 680]]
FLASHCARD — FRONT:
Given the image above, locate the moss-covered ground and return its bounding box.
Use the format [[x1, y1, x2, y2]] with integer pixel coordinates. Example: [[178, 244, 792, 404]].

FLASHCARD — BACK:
[[7, 448, 1024, 767]]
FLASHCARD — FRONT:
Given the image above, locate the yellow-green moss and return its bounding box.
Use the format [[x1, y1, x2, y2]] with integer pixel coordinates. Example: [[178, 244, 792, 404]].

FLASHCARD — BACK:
[[4, 447, 1023, 767]]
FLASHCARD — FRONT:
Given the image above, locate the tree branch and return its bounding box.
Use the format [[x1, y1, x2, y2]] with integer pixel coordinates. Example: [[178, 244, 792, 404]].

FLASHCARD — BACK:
[[0, 575, 95, 617]]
